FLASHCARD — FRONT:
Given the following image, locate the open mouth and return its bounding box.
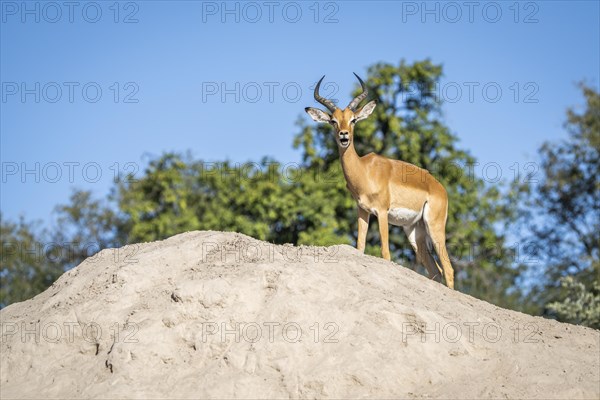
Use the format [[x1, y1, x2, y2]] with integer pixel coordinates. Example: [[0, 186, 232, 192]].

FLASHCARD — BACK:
[[340, 138, 349, 146]]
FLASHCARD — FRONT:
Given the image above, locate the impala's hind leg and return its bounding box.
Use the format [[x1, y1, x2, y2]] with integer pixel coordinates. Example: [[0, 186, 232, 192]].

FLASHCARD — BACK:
[[404, 221, 442, 283], [423, 202, 455, 289]]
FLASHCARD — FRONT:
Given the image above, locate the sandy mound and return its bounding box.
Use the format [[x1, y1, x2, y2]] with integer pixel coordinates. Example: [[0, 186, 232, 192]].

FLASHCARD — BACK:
[[1, 231, 598, 399]]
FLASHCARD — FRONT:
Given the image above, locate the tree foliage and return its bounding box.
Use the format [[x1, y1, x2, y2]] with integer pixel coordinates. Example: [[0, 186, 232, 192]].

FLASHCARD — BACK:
[[1, 215, 59, 307], [116, 154, 351, 246], [0, 191, 120, 307], [516, 84, 600, 327], [547, 277, 599, 329]]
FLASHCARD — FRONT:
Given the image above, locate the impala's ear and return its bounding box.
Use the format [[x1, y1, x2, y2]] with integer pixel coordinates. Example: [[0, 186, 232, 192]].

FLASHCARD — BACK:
[[355, 100, 377, 121], [305, 107, 331, 123]]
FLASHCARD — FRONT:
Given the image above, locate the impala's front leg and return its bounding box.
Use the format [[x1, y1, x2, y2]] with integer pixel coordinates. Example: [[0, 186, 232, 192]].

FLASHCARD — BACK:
[[357, 207, 369, 252], [377, 212, 391, 260]]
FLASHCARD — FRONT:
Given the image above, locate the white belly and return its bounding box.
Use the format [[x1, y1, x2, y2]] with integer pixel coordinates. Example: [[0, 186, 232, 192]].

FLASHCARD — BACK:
[[388, 207, 422, 226]]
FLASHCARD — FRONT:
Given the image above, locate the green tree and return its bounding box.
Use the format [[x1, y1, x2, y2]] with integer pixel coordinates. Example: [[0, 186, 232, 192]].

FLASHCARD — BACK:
[[295, 60, 522, 307], [0, 191, 120, 308], [516, 84, 599, 327], [117, 154, 350, 246], [52, 190, 125, 266], [547, 277, 599, 329], [0, 214, 63, 307], [117, 154, 200, 242]]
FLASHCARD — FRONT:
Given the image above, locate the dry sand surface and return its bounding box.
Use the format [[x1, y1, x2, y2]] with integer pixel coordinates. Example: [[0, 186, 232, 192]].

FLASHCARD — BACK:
[[1, 231, 599, 399]]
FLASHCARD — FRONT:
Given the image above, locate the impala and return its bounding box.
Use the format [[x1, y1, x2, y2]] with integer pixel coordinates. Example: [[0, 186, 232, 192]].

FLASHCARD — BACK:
[[305, 73, 455, 289]]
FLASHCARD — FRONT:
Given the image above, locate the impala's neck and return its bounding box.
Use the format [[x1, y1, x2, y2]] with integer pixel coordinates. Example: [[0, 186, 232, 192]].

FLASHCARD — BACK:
[[339, 142, 358, 165], [339, 143, 365, 191]]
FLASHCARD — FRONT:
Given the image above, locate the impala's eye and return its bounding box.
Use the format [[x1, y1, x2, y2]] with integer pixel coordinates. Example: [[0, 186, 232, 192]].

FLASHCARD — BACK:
[[350, 119, 357, 124], [330, 120, 338, 125]]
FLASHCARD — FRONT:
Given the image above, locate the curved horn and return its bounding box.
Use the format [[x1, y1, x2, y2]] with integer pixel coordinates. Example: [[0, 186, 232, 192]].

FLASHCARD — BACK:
[[347, 72, 368, 111], [313, 75, 337, 112]]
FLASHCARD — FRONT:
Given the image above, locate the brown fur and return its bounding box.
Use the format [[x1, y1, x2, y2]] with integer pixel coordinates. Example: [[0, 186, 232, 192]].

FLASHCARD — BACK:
[[307, 105, 455, 289]]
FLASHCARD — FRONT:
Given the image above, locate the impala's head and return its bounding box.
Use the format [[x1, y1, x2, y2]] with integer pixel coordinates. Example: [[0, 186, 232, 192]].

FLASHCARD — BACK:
[[305, 73, 376, 150]]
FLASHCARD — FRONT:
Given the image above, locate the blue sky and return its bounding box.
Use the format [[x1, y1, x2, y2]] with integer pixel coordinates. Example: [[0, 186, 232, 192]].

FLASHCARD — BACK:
[[1, 0, 599, 225]]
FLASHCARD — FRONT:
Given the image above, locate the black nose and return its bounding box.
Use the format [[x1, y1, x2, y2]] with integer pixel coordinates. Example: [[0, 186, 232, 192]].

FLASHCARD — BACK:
[[339, 131, 349, 136]]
